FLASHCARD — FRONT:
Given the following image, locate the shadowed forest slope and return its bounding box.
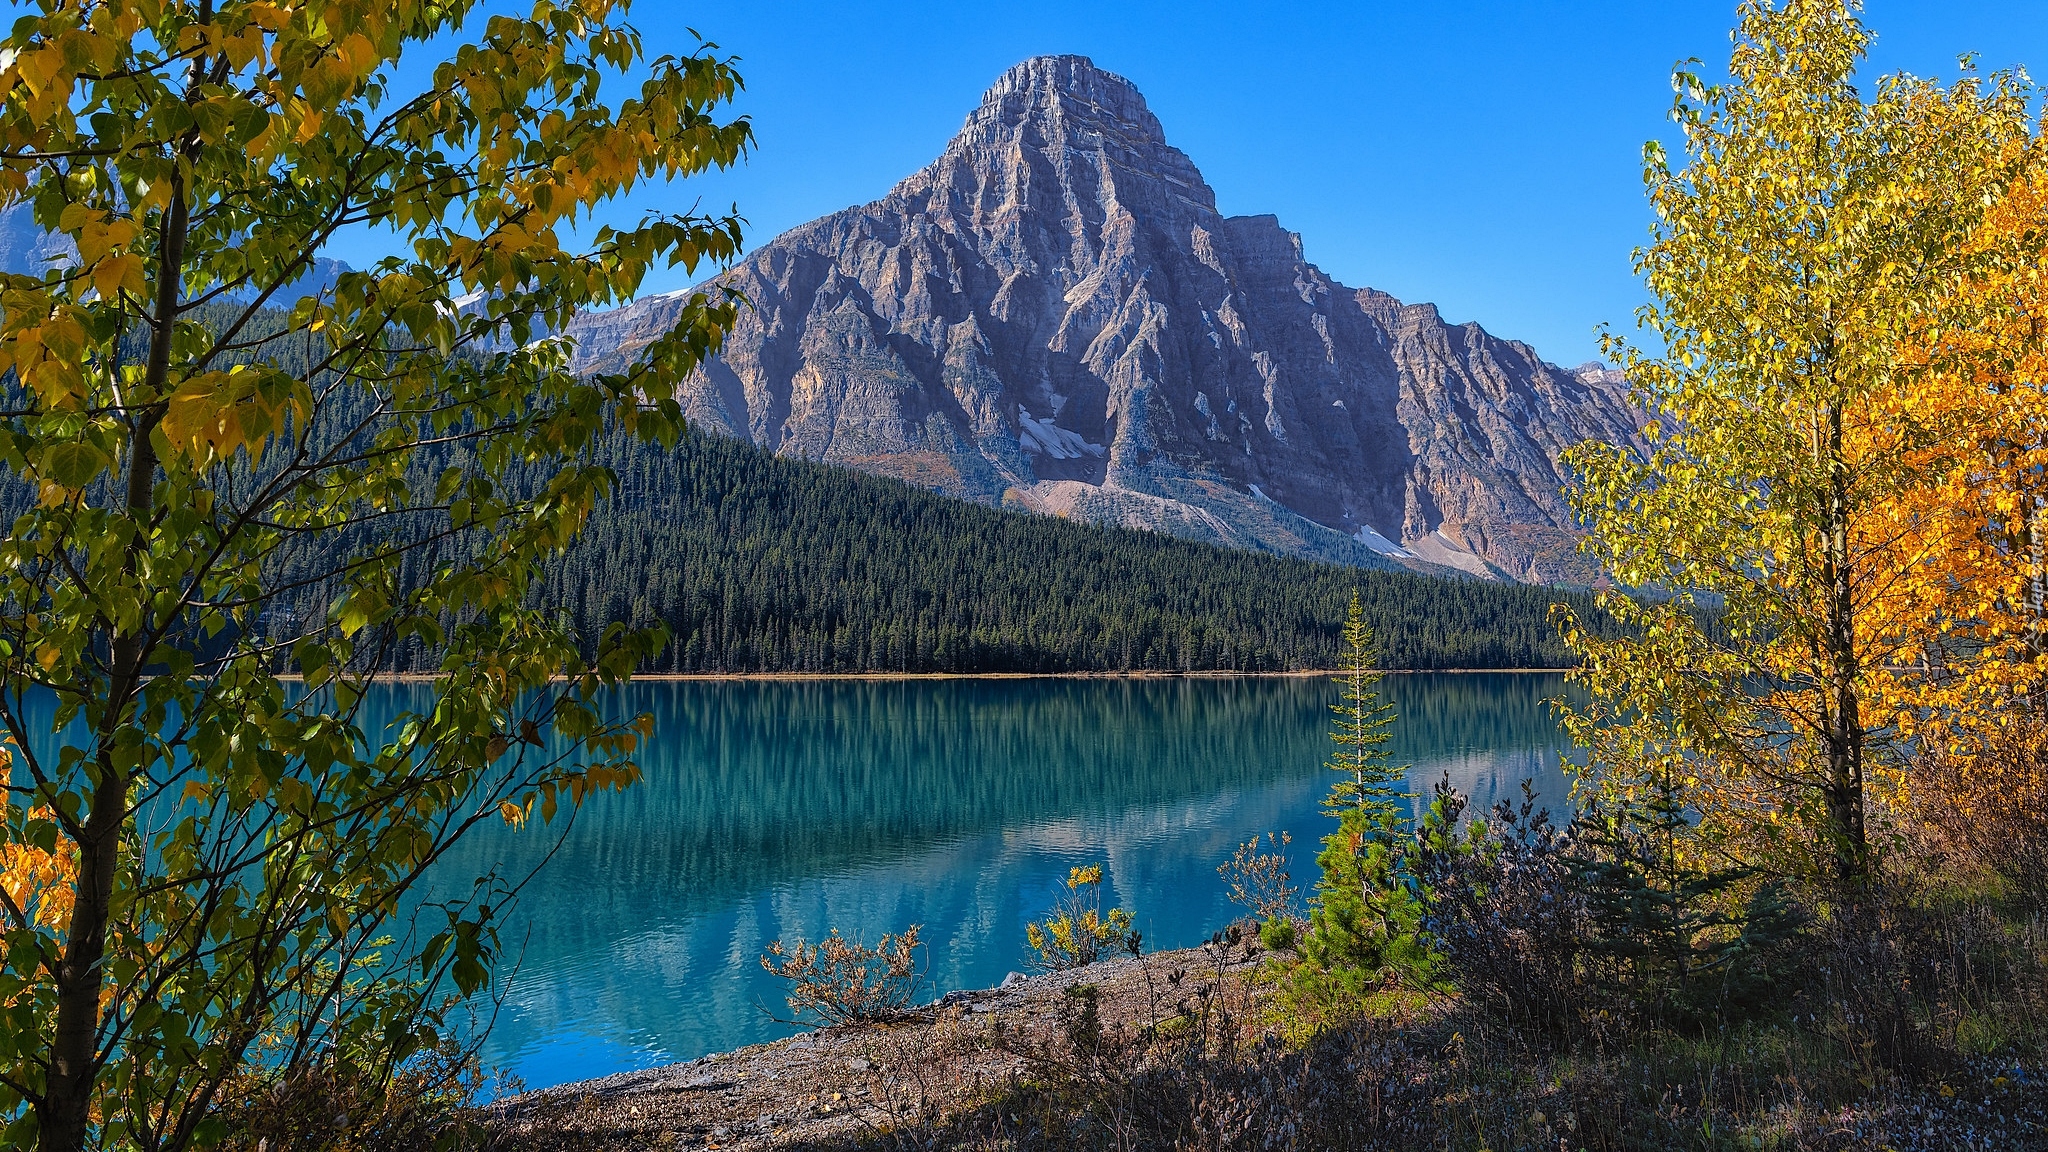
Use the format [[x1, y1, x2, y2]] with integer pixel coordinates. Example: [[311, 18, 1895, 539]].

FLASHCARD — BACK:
[[531, 431, 1613, 673]]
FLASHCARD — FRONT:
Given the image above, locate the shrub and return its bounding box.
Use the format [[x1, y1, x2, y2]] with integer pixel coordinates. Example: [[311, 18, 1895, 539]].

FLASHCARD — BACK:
[[760, 925, 926, 1027], [212, 1042, 494, 1152], [1258, 915, 1298, 953], [1416, 777, 1597, 1041], [1026, 866, 1138, 972], [1419, 774, 1805, 1044], [1896, 713, 2048, 909], [1218, 831, 1300, 923]]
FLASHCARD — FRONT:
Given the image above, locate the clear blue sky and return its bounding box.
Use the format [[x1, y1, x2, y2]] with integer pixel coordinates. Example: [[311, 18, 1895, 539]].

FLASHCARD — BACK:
[[341, 1, 2048, 368]]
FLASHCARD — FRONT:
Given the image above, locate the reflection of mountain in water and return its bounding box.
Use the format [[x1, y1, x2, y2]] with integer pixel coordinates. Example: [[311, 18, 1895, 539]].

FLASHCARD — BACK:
[[438, 675, 1570, 913], [420, 675, 1575, 1086], [3, 673, 1576, 1086]]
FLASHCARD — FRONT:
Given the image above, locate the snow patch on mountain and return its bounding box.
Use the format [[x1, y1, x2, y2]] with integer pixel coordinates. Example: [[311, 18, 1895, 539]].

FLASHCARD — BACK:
[[1017, 407, 1105, 460], [1352, 525, 1413, 558]]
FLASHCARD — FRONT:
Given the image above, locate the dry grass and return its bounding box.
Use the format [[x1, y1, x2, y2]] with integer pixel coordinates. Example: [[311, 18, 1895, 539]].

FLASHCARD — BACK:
[[472, 907, 2048, 1151], [210, 1042, 504, 1152]]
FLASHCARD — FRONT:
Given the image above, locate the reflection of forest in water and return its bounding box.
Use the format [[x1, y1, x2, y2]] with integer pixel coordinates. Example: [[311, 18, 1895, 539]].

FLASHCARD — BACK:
[[5, 675, 1575, 1087], [436, 674, 1574, 914], [0, 675, 1575, 1085], [413, 675, 1578, 1086]]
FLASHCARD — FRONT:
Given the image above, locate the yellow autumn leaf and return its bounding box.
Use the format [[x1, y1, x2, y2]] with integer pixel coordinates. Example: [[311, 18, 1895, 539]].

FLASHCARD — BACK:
[[91, 253, 142, 301]]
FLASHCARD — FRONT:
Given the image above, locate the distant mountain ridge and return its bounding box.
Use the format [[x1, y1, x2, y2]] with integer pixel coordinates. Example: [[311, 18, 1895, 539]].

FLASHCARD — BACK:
[[0, 200, 350, 306], [568, 55, 1640, 582]]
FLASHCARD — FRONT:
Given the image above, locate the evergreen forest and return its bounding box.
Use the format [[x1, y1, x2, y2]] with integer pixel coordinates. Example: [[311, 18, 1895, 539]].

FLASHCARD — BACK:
[[0, 305, 1611, 676], [530, 430, 1614, 674]]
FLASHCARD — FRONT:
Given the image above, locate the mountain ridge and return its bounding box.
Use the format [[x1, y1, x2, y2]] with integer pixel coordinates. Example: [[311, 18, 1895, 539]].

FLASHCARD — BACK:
[[568, 55, 1640, 583], [0, 200, 352, 306]]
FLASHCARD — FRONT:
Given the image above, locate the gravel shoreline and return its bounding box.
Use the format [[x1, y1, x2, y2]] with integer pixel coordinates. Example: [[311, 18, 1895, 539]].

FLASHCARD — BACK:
[[486, 947, 1262, 1151]]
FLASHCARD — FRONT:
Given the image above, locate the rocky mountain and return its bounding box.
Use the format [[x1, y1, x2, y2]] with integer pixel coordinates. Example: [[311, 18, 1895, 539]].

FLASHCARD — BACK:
[[571, 56, 1638, 583], [0, 201, 350, 304], [0, 58, 1636, 584]]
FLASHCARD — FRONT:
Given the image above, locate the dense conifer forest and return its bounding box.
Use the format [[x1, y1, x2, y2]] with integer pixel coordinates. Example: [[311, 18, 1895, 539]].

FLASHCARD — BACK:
[[15, 309, 1614, 675], [532, 431, 1614, 673]]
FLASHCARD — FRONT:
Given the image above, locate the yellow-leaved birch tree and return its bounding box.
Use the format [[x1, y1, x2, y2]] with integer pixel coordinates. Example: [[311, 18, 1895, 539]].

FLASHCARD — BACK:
[[1558, 0, 2038, 885]]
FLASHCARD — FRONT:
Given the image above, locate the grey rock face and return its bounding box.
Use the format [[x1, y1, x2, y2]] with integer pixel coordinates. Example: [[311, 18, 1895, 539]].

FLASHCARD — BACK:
[[571, 55, 1640, 582], [0, 201, 77, 277], [0, 201, 350, 306]]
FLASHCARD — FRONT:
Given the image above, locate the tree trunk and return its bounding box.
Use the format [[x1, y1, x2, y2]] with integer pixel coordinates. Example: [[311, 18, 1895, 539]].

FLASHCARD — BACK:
[[37, 164, 182, 1152], [1822, 400, 1868, 884]]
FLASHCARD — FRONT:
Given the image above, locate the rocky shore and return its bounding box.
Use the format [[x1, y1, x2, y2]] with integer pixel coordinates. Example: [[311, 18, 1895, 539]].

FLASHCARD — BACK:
[[486, 945, 1266, 1151]]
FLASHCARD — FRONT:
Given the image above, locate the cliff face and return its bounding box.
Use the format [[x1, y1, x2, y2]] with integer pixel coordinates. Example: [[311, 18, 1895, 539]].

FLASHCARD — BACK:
[[570, 55, 1639, 581]]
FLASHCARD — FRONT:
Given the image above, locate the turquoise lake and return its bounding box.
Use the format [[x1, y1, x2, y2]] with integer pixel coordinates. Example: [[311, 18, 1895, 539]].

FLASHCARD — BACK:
[[425, 674, 1576, 1090]]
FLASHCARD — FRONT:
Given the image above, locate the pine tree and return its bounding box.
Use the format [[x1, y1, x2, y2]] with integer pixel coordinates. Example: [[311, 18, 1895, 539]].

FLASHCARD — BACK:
[[1306, 592, 1429, 979], [1572, 768, 1806, 1025]]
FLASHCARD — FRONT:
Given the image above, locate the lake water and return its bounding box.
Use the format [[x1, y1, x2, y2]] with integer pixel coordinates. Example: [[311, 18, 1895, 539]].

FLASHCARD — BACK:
[[428, 674, 1576, 1090]]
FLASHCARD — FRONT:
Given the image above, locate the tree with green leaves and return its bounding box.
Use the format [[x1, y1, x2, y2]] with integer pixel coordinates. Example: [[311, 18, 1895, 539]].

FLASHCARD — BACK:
[[1558, 0, 2038, 885], [0, 3, 749, 1149], [1305, 591, 1424, 978]]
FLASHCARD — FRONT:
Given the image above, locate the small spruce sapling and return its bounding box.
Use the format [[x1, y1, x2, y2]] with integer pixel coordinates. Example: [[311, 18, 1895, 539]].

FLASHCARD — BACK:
[[1572, 769, 1805, 1025]]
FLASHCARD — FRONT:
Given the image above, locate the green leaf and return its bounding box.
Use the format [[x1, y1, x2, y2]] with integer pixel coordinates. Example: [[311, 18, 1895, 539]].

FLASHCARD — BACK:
[[36, 440, 110, 489]]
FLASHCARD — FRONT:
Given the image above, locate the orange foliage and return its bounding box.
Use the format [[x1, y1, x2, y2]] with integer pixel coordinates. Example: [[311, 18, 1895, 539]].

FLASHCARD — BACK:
[[1864, 165, 2048, 784], [1, 753, 75, 932], [0, 821, 74, 929]]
